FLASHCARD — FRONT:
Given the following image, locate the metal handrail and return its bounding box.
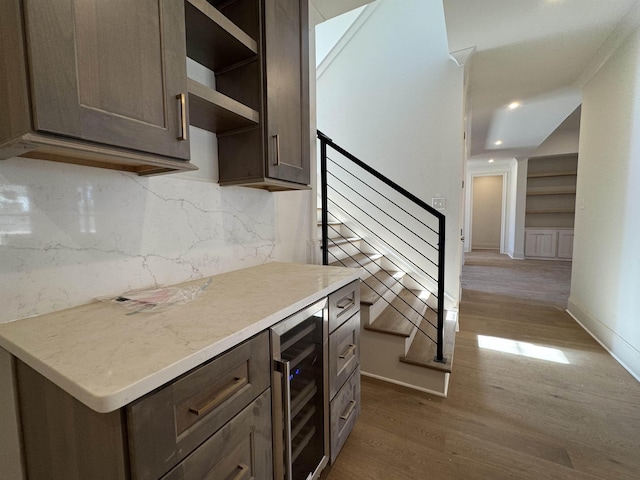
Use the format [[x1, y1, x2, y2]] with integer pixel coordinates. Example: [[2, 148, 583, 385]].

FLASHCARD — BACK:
[[318, 131, 446, 363]]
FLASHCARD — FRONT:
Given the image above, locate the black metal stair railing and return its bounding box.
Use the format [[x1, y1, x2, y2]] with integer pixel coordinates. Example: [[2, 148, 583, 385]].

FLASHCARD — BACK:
[[318, 131, 447, 363]]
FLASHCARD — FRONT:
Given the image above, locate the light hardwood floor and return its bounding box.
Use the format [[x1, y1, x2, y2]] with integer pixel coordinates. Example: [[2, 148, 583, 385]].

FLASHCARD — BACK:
[[324, 252, 640, 479]]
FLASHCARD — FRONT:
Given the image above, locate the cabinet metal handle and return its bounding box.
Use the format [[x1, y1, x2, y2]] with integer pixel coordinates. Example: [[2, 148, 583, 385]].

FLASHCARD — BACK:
[[340, 400, 357, 421], [188, 376, 247, 416], [273, 134, 281, 165], [229, 464, 250, 480], [275, 359, 293, 480], [337, 296, 354, 310], [176, 93, 188, 141], [339, 344, 356, 360]]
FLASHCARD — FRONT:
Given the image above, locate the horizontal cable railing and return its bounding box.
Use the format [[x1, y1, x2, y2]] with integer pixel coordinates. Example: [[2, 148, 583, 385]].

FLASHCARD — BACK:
[[326, 202, 439, 318], [318, 130, 446, 363], [326, 225, 438, 343]]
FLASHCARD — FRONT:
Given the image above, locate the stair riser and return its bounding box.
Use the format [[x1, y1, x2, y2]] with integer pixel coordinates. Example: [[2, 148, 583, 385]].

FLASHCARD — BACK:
[[354, 258, 382, 277], [404, 323, 419, 356], [403, 274, 437, 292], [362, 281, 406, 326], [359, 328, 449, 396], [327, 240, 362, 262]]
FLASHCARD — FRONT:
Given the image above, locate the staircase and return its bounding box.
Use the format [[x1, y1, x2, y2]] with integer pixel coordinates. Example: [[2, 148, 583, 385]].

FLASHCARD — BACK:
[[317, 131, 457, 397]]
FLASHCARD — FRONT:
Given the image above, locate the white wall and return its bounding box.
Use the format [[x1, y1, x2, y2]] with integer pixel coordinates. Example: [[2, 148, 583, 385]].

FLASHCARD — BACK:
[[568, 26, 640, 381], [316, 0, 464, 304], [533, 128, 580, 157]]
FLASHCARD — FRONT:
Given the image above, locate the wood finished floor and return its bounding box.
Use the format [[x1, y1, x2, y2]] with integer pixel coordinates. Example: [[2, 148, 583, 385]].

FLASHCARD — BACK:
[[323, 252, 640, 479]]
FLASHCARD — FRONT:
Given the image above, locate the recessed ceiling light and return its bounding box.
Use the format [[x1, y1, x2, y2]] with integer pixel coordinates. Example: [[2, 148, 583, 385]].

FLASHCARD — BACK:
[[488, 159, 494, 163], [495, 140, 503, 146], [508, 102, 520, 110]]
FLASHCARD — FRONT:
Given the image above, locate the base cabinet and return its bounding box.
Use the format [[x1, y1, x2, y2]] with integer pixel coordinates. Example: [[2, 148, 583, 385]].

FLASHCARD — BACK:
[[525, 229, 557, 258], [330, 367, 360, 464], [128, 332, 271, 480], [525, 228, 574, 260], [16, 333, 272, 480], [557, 230, 575, 259], [13, 280, 361, 480], [161, 389, 272, 480], [327, 280, 361, 463]]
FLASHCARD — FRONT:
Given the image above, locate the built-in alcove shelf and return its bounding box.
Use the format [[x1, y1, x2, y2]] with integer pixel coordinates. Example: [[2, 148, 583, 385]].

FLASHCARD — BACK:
[[527, 170, 577, 178], [184, 0, 260, 136], [188, 78, 259, 133], [525, 154, 578, 230], [185, 0, 258, 71], [526, 208, 575, 214], [526, 186, 577, 196]]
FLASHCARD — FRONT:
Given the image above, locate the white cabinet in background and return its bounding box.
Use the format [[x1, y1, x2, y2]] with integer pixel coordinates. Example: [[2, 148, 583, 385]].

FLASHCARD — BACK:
[[525, 228, 574, 260], [525, 229, 557, 258], [557, 230, 575, 259]]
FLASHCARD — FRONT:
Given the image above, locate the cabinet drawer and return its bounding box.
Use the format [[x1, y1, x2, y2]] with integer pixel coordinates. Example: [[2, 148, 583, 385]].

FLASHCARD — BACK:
[[329, 312, 360, 399], [127, 332, 270, 480], [161, 388, 273, 480], [328, 280, 360, 333], [330, 367, 360, 464]]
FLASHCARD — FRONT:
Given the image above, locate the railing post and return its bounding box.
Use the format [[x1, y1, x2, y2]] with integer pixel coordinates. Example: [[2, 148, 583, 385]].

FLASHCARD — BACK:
[[435, 215, 446, 363], [318, 131, 331, 265]]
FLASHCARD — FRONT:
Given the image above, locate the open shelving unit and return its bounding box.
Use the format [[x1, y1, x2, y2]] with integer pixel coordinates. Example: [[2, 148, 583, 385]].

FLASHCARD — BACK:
[[184, 0, 260, 135], [525, 154, 578, 229], [524, 154, 578, 259]]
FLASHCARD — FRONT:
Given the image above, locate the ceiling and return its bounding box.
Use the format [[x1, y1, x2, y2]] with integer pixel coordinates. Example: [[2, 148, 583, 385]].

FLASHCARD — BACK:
[[312, 0, 639, 160], [443, 0, 640, 159]]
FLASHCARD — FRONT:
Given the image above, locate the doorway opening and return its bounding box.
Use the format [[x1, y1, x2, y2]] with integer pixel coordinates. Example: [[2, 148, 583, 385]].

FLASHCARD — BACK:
[[470, 175, 504, 252]]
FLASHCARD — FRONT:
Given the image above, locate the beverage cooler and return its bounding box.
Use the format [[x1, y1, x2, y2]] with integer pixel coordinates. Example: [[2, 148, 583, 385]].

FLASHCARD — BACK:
[[271, 299, 329, 480]]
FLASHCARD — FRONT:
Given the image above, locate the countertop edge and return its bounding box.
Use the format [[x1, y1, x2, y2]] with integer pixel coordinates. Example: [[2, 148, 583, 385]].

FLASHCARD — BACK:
[[1, 267, 361, 413]]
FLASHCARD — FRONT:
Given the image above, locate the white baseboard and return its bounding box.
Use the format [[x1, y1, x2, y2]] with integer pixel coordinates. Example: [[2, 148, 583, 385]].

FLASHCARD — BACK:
[[566, 299, 640, 383], [360, 370, 449, 398]]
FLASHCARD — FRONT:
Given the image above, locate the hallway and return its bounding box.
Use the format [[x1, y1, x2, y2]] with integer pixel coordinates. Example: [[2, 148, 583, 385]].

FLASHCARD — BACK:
[[325, 253, 640, 479]]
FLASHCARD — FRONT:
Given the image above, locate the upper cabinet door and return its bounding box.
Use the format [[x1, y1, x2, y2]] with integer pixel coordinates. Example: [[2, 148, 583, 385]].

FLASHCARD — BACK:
[[264, 0, 310, 185], [24, 0, 190, 160]]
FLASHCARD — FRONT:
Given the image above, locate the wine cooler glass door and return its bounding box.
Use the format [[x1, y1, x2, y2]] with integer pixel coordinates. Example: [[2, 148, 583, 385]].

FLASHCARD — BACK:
[[272, 298, 328, 480]]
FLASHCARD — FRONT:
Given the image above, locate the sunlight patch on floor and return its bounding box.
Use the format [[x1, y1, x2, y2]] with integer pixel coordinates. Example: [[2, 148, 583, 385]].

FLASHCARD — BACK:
[[477, 335, 570, 364]]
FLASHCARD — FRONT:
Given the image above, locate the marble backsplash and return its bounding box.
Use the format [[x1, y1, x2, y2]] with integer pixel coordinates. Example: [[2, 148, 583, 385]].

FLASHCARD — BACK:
[[0, 128, 314, 323]]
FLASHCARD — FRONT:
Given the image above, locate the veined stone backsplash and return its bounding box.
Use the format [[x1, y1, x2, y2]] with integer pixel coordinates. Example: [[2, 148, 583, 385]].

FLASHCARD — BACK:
[[0, 127, 313, 323]]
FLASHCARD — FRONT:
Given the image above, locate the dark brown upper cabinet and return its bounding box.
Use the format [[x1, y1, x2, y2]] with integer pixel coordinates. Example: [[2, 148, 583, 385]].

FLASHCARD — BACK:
[[0, 0, 197, 176], [186, 0, 311, 191]]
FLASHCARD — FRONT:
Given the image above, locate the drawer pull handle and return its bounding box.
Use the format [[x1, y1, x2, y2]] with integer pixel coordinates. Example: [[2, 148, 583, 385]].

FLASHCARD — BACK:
[[230, 463, 250, 480], [339, 344, 356, 360], [189, 376, 247, 416], [340, 400, 357, 421], [337, 297, 354, 310]]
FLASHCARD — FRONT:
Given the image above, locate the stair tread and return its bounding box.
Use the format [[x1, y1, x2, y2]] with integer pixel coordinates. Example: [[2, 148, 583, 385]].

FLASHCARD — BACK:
[[400, 312, 456, 373], [360, 270, 405, 305], [330, 253, 382, 270], [365, 289, 429, 337]]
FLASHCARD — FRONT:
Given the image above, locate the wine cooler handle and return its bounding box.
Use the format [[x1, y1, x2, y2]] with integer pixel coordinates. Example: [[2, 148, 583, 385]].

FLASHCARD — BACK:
[[275, 359, 293, 480]]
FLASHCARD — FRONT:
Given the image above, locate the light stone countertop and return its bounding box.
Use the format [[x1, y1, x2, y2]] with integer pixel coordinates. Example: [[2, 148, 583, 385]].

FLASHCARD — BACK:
[[0, 262, 361, 413]]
